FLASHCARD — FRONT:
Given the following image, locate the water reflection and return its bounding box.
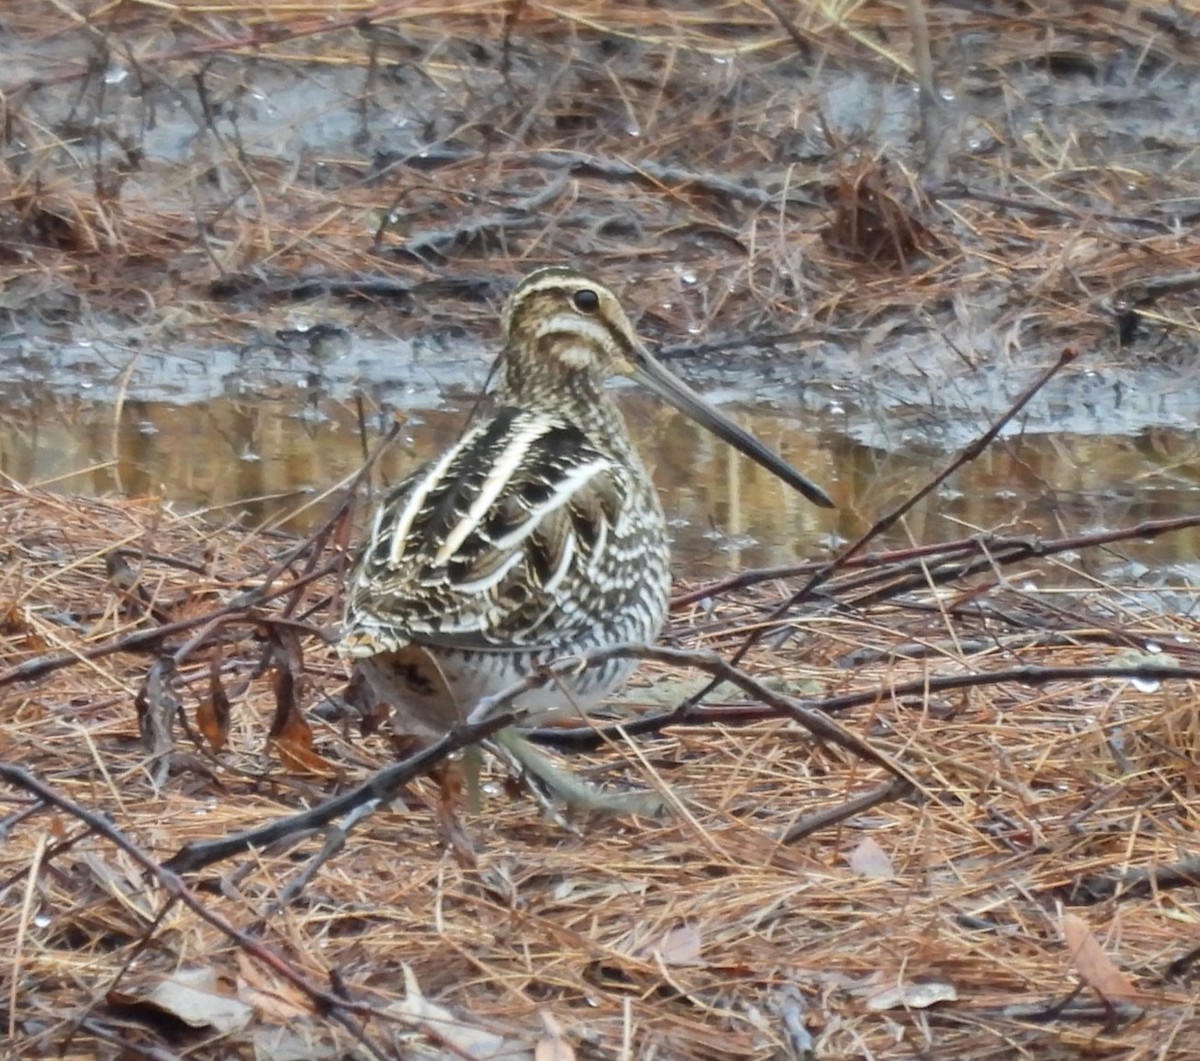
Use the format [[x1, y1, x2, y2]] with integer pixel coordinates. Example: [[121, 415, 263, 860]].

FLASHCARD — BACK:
[[1, 389, 1198, 581]]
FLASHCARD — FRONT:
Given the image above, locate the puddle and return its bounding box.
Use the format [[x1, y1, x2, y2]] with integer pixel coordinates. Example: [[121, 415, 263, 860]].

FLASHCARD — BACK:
[[3, 340, 1197, 594], [1, 6, 1198, 599]]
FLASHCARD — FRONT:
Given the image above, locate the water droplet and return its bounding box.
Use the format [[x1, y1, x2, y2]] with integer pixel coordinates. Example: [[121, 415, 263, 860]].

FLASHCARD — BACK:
[[33, 913, 51, 928], [138, 421, 158, 436], [104, 66, 128, 86], [1130, 676, 1160, 694], [625, 125, 641, 138], [660, 301, 673, 311], [1144, 642, 1162, 654], [680, 271, 697, 285], [686, 324, 702, 335]]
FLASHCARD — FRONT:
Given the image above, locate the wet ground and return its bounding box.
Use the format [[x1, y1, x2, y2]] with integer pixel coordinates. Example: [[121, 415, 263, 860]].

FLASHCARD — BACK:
[[3, 337, 1197, 593], [0, 1, 1197, 589]]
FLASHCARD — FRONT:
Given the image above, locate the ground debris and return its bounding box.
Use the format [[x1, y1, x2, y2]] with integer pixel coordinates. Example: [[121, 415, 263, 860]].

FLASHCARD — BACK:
[[2, 479, 1199, 1058]]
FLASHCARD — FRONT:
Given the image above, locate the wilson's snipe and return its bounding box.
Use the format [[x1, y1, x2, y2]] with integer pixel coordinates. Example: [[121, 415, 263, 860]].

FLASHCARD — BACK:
[[341, 267, 833, 811]]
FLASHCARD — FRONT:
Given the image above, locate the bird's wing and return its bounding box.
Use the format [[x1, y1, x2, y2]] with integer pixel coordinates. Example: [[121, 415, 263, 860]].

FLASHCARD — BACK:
[[342, 406, 630, 655]]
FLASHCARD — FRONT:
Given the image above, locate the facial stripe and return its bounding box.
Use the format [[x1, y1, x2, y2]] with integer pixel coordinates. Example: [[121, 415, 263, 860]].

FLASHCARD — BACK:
[[533, 312, 617, 349]]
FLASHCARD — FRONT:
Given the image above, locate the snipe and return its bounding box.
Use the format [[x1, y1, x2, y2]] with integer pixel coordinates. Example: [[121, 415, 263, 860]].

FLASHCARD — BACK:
[[341, 267, 834, 811]]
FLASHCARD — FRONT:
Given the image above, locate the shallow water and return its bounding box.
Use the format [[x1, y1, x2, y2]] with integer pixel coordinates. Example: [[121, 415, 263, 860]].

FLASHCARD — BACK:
[[2, 6, 1198, 598], [4, 376, 1197, 595]]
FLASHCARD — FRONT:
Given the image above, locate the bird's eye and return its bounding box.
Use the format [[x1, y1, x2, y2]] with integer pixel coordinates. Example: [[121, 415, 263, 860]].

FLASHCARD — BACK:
[[572, 289, 600, 314]]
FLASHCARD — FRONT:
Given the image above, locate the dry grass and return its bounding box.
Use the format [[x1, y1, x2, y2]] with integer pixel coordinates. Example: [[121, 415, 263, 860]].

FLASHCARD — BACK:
[[1, 0, 1197, 358], [2, 481, 1199, 1058], [2, 2, 1200, 1058]]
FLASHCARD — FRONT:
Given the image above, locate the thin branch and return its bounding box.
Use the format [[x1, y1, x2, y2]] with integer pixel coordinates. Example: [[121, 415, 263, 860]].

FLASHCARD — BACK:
[[679, 346, 1078, 710], [0, 762, 391, 1060]]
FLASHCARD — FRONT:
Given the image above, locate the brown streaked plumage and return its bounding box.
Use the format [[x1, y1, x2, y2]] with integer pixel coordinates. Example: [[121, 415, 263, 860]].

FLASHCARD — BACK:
[[341, 266, 833, 809]]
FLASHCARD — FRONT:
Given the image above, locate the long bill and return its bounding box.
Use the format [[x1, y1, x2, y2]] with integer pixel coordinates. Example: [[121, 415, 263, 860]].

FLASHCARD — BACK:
[[632, 351, 836, 510]]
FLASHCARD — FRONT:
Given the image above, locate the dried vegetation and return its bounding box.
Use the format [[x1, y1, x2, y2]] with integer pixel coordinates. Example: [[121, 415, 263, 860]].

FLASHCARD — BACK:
[[2, 0, 1200, 1059], [2, 0, 1198, 352]]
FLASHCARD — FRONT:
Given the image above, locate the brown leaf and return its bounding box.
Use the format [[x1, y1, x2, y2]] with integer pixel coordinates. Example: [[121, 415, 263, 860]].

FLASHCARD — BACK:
[[388, 965, 524, 1058], [108, 967, 252, 1035], [273, 738, 338, 777], [235, 952, 313, 1023], [267, 625, 311, 748], [0, 600, 47, 652], [1061, 912, 1146, 1005], [196, 652, 231, 752]]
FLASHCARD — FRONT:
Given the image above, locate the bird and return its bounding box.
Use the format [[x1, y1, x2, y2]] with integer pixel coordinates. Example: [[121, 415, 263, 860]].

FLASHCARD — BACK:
[[340, 266, 834, 812]]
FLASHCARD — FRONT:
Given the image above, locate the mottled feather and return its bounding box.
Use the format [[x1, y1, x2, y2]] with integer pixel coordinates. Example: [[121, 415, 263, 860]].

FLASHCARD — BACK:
[[340, 266, 829, 751]]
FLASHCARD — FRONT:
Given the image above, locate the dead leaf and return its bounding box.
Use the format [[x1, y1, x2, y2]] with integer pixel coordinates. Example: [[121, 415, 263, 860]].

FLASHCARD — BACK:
[[535, 1012, 575, 1061], [273, 738, 340, 777], [864, 980, 957, 1011], [135, 658, 179, 756], [389, 965, 529, 1058], [108, 967, 252, 1035], [848, 836, 894, 878], [636, 923, 703, 967], [251, 1026, 339, 1061], [196, 651, 231, 752], [235, 952, 313, 1023], [1061, 912, 1145, 1005], [265, 624, 320, 772], [0, 600, 47, 652]]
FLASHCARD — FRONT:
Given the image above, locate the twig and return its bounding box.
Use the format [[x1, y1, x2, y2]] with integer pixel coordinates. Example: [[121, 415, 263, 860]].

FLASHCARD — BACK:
[[778, 776, 914, 844], [674, 513, 1200, 607], [0, 763, 391, 1060], [679, 346, 1078, 711], [0, 568, 331, 691], [757, 0, 813, 61], [929, 182, 1175, 234], [474, 643, 916, 786], [163, 713, 515, 874], [1058, 855, 1200, 906], [541, 661, 1200, 747], [390, 176, 568, 264]]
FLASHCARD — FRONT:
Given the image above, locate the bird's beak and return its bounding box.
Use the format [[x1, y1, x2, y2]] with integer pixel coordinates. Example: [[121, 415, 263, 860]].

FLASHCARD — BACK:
[[631, 350, 835, 509]]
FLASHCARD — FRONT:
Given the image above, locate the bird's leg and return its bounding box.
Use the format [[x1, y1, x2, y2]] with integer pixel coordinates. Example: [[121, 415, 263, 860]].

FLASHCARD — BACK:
[[489, 727, 666, 818]]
